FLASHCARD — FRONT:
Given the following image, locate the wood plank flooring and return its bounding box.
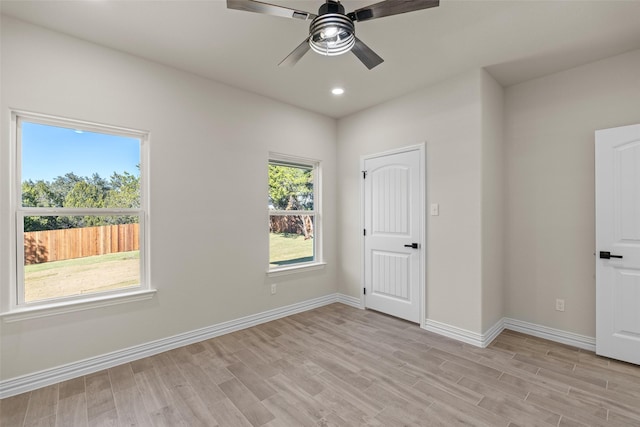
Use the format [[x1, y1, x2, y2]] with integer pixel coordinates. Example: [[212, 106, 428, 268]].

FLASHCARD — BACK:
[[2, 303, 639, 426]]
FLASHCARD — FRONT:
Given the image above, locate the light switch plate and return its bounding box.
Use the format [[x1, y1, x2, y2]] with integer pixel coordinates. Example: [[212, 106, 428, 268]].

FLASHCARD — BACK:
[[430, 203, 439, 216]]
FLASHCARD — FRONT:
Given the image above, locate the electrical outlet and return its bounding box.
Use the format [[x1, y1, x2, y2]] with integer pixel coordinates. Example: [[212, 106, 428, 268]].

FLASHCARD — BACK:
[[555, 298, 565, 312], [271, 284, 277, 295]]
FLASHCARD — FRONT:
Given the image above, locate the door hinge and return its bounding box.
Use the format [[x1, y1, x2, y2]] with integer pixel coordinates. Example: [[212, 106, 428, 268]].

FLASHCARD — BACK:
[[363, 287, 366, 295], [363, 229, 366, 236], [362, 170, 367, 179]]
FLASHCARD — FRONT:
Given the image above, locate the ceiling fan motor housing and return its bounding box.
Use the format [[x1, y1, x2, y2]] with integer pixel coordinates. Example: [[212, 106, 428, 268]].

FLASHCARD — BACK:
[[318, 0, 345, 15], [309, 1, 355, 56]]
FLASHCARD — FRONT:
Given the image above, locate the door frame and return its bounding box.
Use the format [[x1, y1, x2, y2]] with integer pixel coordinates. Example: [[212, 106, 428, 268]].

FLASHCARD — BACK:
[[360, 143, 426, 328]]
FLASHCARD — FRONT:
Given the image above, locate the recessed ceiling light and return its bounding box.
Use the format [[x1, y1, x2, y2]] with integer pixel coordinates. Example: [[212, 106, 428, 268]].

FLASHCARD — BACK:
[[332, 88, 345, 95]]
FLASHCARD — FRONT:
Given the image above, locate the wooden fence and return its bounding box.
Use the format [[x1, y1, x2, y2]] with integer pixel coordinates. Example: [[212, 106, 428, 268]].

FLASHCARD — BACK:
[[24, 223, 139, 265], [269, 215, 314, 239]]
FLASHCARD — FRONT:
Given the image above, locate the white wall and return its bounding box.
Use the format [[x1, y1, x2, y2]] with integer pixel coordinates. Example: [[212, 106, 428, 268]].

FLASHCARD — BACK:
[[480, 70, 505, 331], [504, 49, 640, 337], [337, 70, 486, 333], [0, 16, 337, 380], [4, 12, 636, 385]]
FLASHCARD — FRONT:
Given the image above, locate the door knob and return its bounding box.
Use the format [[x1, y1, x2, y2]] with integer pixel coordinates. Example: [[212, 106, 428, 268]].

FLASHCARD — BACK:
[[404, 243, 419, 249], [600, 251, 623, 259]]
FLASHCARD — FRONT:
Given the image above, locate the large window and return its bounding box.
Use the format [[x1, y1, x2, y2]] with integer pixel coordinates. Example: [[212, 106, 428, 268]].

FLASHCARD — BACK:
[[268, 155, 322, 272], [13, 112, 150, 309]]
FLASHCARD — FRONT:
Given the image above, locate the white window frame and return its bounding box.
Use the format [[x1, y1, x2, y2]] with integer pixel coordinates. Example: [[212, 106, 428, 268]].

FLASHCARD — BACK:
[[2, 111, 154, 321], [267, 153, 325, 276]]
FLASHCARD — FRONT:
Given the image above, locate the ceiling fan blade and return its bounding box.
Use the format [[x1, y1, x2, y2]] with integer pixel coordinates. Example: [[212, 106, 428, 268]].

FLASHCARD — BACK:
[[351, 37, 384, 70], [278, 39, 311, 67], [349, 0, 439, 22], [227, 0, 317, 20]]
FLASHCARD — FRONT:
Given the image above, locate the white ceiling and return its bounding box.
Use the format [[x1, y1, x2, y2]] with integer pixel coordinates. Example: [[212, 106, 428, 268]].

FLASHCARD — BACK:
[[2, 0, 640, 118]]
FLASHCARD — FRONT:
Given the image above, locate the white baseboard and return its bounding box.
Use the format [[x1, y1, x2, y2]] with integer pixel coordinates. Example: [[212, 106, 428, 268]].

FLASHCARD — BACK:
[[336, 293, 363, 309], [423, 318, 503, 348], [423, 316, 596, 351], [0, 297, 597, 398], [483, 318, 506, 346], [0, 293, 339, 399], [503, 317, 596, 351]]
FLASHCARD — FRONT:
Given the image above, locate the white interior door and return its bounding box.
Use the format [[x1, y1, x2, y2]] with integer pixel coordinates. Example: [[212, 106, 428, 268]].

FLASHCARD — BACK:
[[596, 123, 640, 365], [363, 146, 423, 323]]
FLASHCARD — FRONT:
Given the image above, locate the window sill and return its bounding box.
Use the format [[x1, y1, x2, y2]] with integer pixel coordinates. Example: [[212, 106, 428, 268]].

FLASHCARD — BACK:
[[267, 262, 327, 277], [0, 289, 157, 323]]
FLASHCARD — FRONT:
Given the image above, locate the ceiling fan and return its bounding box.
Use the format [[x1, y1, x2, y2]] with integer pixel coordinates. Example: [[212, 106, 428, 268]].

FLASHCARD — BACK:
[[227, 0, 440, 70]]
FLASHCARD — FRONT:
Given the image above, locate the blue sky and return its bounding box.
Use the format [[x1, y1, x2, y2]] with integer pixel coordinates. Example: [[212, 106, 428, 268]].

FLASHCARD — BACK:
[[21, 121, 140, 182]]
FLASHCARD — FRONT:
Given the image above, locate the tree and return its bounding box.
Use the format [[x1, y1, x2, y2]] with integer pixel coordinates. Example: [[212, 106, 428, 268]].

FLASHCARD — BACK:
[[22, 170, 141, 231], [105, 171, 140, 224], [50, 173, 83, 206], [65, 180, 105, 209], [65, 180, 106, 227], [22, 180, 66, 231], [105, 171, 140, 209], [22, 180, 58, 208], [268, 165, 313, 210], [268, 165, 314, 238]]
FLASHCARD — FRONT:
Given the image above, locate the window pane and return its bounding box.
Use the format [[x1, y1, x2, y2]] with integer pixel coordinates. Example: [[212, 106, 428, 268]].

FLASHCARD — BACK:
[[269, 215, 314, 267], [23, 215, 140, 302], [268, 164, 313, 211], [21, 121, 141, 208]]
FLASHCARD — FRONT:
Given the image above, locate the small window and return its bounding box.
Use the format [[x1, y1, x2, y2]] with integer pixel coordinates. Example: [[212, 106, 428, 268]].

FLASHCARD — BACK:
[[268, 155, 321, 271], [14, 113, 149, 307]]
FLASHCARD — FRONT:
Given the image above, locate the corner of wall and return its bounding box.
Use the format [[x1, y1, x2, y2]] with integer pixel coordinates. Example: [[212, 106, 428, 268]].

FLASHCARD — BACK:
[[480, 70, 506, 332]]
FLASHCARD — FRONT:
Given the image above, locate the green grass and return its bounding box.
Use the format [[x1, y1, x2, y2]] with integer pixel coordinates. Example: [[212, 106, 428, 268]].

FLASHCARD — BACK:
[[269, 232, 313, 267], [24, 250, 141, 302], [24, 250, 140, 273]]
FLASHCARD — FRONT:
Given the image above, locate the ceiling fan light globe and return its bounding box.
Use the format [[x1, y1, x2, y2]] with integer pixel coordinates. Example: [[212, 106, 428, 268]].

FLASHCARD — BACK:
[[320, 26, 339, 39], [309, 13, 355, 56], [310, 35, 354, 56]]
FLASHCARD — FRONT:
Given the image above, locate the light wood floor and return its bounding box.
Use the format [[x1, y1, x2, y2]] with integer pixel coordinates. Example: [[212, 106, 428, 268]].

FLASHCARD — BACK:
[[2, 303, 640, 426]]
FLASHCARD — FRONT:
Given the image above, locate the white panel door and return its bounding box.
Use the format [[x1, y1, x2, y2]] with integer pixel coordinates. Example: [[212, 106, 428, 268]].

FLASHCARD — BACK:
[[596, 123, 640, 365], [363, 147, 422, 323]]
